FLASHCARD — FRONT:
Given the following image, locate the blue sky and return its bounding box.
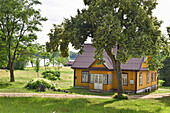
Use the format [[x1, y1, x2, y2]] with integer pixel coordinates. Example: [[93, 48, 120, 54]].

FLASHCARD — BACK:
[[35, 0, 170, 51]]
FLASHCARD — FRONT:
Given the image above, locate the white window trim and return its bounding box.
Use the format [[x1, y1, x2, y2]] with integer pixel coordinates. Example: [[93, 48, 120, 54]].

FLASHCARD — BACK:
[[147, 72, 149, 83], [140, 72, 142, 85]]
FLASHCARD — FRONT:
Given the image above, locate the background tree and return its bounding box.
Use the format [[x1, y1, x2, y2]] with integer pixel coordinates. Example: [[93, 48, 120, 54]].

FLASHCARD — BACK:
[[0, 0, 47, 82], [54, 54, 68, 70], [0, 38, 8, 68], [34, 57, 40, 78], [159, 56, 170, 86], [47, 0, 169, 95], [47, 51, 68, 70], [159, 25, 170, 85], [39, 45, 50, 67]]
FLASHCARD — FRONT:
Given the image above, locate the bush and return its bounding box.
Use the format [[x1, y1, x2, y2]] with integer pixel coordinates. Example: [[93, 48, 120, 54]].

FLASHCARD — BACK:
[[112, 93, 129, 100], [24, 78, 55, 89], [41, 71, 60, 81], [158, 80, 165, 87]]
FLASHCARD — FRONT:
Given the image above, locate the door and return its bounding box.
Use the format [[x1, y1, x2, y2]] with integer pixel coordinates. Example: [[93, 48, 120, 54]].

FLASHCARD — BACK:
[[94, 74, 103, 90]]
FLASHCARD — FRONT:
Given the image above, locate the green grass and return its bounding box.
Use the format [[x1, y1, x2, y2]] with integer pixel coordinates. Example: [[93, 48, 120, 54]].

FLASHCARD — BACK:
[[0, 97, 170, 113], [0, 67, 73, 93]]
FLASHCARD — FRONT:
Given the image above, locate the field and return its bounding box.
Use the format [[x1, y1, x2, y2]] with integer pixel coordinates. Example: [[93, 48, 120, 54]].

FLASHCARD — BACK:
[[0, 67, 170, 113]]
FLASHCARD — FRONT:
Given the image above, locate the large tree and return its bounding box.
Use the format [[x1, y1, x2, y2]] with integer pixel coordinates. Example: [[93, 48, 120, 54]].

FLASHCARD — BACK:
[[0, 0, 47, 82], [47, 0, 169, 95]]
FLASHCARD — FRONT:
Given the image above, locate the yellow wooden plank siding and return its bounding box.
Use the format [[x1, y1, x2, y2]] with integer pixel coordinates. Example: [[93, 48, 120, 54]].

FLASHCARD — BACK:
[[75, 69, 137, 91], [137, 71, 157, 90], [75, 69, 89, 87], [90, 60, 105, 68], [137, 58, 158, 91]]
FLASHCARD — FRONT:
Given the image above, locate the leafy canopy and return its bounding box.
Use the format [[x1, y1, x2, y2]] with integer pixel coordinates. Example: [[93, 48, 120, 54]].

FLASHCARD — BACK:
[[0, 0, 47, 65], [47, 0, 169, 70]]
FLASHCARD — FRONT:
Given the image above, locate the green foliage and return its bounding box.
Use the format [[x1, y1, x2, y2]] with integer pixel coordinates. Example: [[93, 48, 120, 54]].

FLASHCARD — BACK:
[[0, 39, 7, 67], [14, 60, 27, 70], [159, 57, 170, 86], [158, 80, 165, 87], [24, 78, 55, 89], [0, 0, 47, 82], [34, 57, 40, 77], [41, 70, 61, 81], [112, 93, 129, 100], [47, 51, 68, 69]]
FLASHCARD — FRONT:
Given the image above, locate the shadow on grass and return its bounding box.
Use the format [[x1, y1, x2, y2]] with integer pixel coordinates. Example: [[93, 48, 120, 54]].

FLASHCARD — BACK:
[[65, 87, 115, 96], [0, 82, 12, 88], [0, 97, 161, 113], [155, 96, 170, 107]]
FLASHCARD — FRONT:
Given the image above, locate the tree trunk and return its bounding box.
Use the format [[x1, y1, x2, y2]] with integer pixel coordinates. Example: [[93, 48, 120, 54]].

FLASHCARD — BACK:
[[44, 56, 45, 66], [31, 61, 34, 67], [105, 49, 124, 95], [113, 60, 124, 95], [9, 61, 15, 82]]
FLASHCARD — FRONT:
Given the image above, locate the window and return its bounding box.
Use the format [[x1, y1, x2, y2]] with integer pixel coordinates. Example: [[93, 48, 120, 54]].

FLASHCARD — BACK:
[[82, 71, 89, 83], [122, 73, 128, 85], [90, 74, 94, 83], [108, 74, 113, 84], [155, 72, 157, 81], [147, 72, 149, 83], [140, 72, 142, 85], [103, 74, 108, 84], [152, 73, 154, 82]]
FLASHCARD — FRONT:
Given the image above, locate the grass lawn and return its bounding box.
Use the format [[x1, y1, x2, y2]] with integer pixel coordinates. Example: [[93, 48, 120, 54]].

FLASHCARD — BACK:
[[0, 96, 170, 113]]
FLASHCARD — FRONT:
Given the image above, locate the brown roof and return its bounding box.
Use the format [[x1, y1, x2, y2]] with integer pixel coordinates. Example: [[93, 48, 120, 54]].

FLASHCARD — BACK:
[[71, 44, 144, 71]]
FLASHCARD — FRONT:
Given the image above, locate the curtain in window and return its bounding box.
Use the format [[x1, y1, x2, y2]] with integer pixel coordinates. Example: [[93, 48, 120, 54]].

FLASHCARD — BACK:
[[122, 73, 128, 85]]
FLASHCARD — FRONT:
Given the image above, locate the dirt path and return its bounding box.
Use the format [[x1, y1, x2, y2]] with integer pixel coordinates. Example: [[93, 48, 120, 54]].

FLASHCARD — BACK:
[[0, 93, 111, 99], [0, 93, 170, 99]]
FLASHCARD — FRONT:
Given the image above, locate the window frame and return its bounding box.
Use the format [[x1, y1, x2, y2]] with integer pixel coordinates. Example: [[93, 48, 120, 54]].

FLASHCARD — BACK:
[[152, 73, 154, 82], [122, 73, 128, 86], [81, 71, 89, 83], [108, 74, 113, 84], [147, 72, 149, 84], [103, 74, 108, 84], [90, 74, 94, 83], [139, 72, 142, 85]]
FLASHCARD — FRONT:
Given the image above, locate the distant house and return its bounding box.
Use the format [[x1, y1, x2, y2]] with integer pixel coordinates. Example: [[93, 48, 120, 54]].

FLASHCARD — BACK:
[[65, 60, 74, 66], [71, 44, 158, 93]]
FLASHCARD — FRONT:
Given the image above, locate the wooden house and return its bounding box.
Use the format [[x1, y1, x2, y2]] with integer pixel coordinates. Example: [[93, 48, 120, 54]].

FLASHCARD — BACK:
[[71, 44, 158, 93]]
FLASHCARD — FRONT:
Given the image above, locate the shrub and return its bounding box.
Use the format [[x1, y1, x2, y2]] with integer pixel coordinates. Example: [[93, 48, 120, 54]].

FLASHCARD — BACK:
[[24, 78, 55, 89], [158, 80, 165, 87], [41, 70, 60, 81], [112, 93, 129, 100]]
